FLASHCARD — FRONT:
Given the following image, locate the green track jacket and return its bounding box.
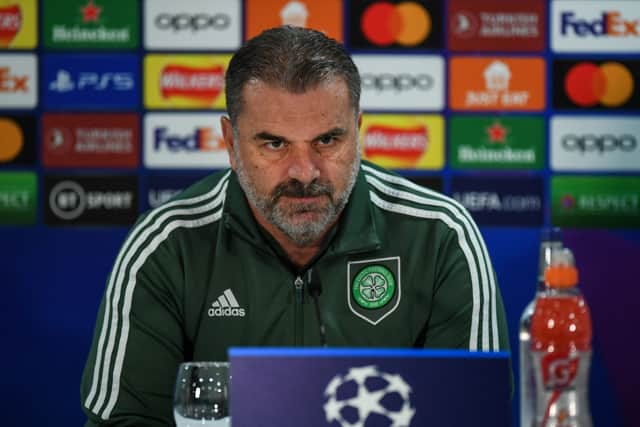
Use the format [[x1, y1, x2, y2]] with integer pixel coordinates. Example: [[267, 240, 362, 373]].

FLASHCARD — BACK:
[[81, 161, 510, 426]]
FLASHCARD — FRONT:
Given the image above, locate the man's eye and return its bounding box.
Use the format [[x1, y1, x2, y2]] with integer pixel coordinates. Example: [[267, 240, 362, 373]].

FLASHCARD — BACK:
[[318, 135, 336, 145], [266, 140, 284, 150]]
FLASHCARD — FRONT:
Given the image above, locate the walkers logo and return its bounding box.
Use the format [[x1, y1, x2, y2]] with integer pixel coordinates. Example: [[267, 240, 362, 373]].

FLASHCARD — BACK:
[[42, 113, 139, 168], [552, 1, 640, 52], [450, 57, 545, 111], [349, 0, 442, 49], [0, 172, 36, 225], [44, 175, 138, 226], [552, 176, 640, 228], [42, 54, 140, 109], [246, 0, 342, 42], [353, 54, 444, 111], [451, 176, 544, 226], [450, 116, 544, 170], [0, 54, 37, 108], [146, 173, 205, 210], [208, 289, 246, 317], [0, 0, 36, 48], [144, 113, 229, 169], [551, 116, 640, 172], [448, 0, 545, 52], [43, 0, 138, 49], [144, 0, 241, 50], [553, 60, 640, 110], [360, 114, 444, 170], [0, 115, 36, 166], [144, 55, 231, 109]]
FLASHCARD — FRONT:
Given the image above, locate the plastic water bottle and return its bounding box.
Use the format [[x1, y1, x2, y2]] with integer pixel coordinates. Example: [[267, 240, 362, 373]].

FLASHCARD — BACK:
[[520, 228, 563, 427], [530, 247, 593, 427]]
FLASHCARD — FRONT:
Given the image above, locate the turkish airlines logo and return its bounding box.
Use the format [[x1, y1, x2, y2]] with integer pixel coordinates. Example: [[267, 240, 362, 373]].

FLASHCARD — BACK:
[[0, 4, 21, 46], [448, 1, 545, 52], [42, 113, 139, 168], [160, 64, 224, 102]]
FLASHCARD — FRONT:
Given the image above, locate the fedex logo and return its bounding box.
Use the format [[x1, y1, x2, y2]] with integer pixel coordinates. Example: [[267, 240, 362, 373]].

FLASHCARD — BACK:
[[154, 126, 224, 152], [49, 70, 134, 92], [552, 2, 640, 52], [0, 67, 28, 92], [561, 11, 639, 37]]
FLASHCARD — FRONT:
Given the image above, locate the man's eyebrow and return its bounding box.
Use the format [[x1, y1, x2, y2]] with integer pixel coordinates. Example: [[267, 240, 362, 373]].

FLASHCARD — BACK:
[[253, 128, 348, 143], [253, 131, 287, 142], [312, 127, 347, 141]]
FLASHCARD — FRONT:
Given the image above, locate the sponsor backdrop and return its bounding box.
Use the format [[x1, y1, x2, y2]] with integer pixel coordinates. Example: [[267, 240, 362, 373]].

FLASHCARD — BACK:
[[0, 0, 638, 426]]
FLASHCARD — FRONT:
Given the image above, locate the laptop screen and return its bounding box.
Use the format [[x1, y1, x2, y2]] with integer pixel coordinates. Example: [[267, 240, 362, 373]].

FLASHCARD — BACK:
[[229, 347, 511, 427]]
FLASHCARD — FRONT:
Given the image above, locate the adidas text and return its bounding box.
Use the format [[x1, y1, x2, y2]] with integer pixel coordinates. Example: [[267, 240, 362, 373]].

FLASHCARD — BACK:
[[208, 307, 246, 317]]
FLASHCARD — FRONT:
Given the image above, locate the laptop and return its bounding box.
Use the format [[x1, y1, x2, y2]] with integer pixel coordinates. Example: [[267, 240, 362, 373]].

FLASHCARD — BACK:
[[229, 347, 511, 427]]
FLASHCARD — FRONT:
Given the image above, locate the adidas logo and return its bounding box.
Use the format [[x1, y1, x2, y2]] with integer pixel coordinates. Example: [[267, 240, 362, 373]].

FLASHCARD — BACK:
[[208, 288, 246, 317]]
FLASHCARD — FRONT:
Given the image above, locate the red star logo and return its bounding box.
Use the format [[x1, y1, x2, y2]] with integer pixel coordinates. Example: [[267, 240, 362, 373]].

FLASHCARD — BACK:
[[486, 121, 508, 144], [81, 0, 102, 23]]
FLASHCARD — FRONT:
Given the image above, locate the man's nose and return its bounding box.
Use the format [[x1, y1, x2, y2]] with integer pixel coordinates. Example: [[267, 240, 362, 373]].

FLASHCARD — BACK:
[[287, 143, 320, 184]]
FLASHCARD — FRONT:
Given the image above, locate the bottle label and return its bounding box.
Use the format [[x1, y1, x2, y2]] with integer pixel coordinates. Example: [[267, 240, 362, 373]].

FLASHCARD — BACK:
[[542, 352, 579, 389]]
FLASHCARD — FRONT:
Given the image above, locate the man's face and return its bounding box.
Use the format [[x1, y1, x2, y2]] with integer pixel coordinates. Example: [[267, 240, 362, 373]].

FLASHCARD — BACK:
[[221, 78, 361, 247]]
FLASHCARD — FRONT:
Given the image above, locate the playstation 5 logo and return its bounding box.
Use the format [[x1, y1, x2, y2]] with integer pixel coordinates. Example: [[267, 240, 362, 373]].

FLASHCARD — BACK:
[[49, 69, 135, 92]]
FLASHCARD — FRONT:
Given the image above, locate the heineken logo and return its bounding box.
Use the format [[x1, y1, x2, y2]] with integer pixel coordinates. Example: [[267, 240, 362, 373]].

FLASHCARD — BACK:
[[43, 0, 139, 49], [352, 265, 396, 309], [347, 257, 401, 325]]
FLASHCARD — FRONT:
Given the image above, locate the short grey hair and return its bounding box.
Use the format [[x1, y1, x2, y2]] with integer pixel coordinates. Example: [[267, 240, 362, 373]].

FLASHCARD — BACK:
[[224, 26, 361, 126]]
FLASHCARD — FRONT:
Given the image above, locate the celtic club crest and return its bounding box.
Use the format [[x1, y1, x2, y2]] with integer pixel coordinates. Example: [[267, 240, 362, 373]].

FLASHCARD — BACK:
[[347, 257, 401, 325], [353, 265, 396, 309]]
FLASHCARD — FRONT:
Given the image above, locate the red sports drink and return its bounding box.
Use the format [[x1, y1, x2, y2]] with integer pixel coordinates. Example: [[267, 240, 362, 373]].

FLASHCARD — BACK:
[[530, 247, 592, 427]]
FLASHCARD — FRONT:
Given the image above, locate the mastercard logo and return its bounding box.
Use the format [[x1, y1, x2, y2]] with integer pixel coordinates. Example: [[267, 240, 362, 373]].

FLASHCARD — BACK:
[[360, 1, 431, 47], [565, 62, 634, 108], [0, 118, 23, 162]]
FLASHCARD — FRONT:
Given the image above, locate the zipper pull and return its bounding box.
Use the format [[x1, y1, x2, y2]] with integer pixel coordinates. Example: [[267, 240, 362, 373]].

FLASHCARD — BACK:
[[294, 276, 304, 302]]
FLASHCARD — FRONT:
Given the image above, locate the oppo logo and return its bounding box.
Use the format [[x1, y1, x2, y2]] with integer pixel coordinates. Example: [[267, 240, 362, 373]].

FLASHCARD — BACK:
[[562, 134, 637, 153], [361, 73, 433, 91], [155, 13, 230, 32]]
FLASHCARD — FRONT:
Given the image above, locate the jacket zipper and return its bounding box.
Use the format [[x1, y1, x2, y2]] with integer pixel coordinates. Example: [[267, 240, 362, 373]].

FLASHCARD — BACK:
[[293, 275, 304, 346]]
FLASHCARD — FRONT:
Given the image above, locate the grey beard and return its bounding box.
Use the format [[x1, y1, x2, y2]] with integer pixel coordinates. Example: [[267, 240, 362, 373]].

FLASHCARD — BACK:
[[234, 150, 360, 248]]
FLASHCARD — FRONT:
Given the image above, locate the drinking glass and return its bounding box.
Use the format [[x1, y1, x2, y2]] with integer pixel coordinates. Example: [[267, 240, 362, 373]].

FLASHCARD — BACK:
[[173, 361, 231, 426]]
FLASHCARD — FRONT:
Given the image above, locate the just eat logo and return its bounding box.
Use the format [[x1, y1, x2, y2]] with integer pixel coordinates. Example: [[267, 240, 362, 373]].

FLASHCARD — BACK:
[[0, 67, 28, 92], [561, 11, 639, 37]]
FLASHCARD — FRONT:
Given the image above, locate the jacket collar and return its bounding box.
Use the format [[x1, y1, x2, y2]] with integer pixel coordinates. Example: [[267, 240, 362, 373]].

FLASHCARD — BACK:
[[222, 167, 381, 258]]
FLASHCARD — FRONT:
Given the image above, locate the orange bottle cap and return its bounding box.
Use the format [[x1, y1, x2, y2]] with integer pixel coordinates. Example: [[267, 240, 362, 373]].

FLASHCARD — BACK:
[[544, 265, 578, 288]]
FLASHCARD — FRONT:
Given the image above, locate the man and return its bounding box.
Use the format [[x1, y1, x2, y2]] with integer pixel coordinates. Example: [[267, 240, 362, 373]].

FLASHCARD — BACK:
[[81, 26, 510, 426]]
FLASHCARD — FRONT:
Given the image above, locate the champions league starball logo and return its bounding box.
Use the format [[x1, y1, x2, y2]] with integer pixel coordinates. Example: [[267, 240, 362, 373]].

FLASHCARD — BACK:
[[323, 365, 416, 427]]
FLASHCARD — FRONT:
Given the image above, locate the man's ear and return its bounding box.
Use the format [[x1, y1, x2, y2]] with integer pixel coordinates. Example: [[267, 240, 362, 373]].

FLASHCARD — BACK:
[[357, 111, 362, 131], [221, 116, 237, 170]]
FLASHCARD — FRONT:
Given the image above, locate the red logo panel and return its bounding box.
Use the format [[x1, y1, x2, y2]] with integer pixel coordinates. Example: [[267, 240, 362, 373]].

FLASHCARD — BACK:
[[448, 0, 545, 52], [42, 113, 139, 168]]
